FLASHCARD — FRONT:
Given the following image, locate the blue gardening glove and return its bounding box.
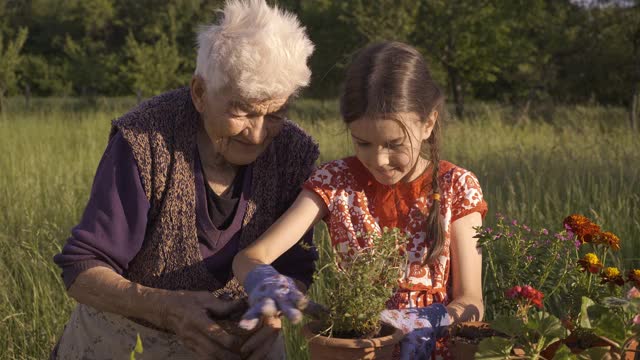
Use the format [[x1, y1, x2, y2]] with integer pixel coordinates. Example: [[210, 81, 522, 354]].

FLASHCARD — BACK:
[[239, 264, 308, 330], [380, 303, 451, 360]]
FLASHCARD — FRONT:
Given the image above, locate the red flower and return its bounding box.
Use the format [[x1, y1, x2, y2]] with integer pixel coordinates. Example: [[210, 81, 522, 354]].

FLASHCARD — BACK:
[[505, 285, 522, 299], [505, 285, 544, 309]]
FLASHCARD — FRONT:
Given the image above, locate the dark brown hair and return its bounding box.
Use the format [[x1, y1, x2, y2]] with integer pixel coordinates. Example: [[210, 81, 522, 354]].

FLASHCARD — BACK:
[[340, 41, 445, 265]]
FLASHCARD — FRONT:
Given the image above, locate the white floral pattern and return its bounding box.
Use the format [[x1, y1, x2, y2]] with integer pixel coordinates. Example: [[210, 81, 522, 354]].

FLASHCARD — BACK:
[[304, 157, 487, 360], [304, 157, 487, 309]]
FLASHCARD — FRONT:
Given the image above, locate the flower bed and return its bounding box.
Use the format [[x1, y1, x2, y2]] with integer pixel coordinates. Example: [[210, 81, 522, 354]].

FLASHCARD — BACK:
[[473, 214, 640, 358]]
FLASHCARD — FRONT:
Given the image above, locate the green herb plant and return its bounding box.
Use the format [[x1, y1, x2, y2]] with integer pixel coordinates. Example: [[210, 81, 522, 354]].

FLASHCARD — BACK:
[[311, 227, 408, 338]]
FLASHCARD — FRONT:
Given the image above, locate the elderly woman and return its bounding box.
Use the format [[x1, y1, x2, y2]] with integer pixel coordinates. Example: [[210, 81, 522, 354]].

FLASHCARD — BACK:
[[52, 1, 317, 359]]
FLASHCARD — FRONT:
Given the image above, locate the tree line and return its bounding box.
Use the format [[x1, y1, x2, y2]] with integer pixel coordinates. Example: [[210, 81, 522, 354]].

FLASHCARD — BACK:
[[0, 0, 638, 126]]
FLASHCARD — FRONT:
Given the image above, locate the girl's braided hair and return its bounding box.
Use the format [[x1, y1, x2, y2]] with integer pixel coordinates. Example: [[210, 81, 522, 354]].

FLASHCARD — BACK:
[[340, 41, 445, 265]]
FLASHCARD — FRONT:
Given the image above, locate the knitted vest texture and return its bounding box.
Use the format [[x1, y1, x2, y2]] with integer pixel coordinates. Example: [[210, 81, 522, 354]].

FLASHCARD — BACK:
[[109, 87, 319, 292]]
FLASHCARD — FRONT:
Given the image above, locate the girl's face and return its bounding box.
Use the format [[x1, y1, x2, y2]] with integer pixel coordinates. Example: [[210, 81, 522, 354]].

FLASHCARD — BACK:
[[349, 112, 437, 185]]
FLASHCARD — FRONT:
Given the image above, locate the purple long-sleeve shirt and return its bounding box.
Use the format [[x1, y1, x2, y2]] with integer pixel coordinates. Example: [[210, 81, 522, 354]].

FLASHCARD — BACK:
[[53, 132, 316, 290]]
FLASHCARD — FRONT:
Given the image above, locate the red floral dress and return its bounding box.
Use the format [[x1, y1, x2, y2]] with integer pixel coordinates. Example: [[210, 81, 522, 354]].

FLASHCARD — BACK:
[[303, 157, 488, 359]]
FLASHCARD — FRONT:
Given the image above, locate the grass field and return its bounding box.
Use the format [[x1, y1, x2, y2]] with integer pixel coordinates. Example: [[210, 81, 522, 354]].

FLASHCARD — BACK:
[[1, 97, 639, 359]]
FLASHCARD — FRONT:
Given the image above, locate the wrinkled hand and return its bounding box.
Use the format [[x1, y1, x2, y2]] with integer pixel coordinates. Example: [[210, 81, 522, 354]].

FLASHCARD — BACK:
[[240, 316, 282, 360], [380, 303, 451, 360], [163, 290, 245, 360], [239, 265, 307, 330]]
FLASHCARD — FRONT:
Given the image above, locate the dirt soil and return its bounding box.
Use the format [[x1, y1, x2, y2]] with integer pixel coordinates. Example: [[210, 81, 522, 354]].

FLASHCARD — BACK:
[[449, 322, 504, 345]]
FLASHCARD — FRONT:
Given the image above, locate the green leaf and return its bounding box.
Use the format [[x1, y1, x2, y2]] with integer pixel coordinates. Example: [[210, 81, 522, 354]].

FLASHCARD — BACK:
[[490, 316, 525, 337], [475, 337, 514, 360], [528, 311, 566, 344], [579, 297, 596, 329], [591, 312, 626, 346], [134, 333, 144, 353], [551, 344, 573, 360], [575, 347, 610, 359], [130, 333, 143, 360]]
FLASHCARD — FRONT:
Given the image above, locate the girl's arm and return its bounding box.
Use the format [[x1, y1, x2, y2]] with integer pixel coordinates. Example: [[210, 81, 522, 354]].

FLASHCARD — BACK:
[[233, 189, 327, 285], [447, 212, 485, 323]]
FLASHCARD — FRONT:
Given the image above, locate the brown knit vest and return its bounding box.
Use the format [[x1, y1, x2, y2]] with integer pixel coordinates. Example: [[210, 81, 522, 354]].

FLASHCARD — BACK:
[[109, 87, 319, 292]]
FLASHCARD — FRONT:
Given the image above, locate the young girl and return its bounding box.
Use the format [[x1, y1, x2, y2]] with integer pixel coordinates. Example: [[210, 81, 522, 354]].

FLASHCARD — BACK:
[[233, 41, 487, 359]]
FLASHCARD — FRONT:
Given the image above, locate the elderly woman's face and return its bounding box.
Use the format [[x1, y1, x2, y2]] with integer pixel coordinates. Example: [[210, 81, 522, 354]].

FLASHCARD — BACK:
[[192, 78, 289, 165]]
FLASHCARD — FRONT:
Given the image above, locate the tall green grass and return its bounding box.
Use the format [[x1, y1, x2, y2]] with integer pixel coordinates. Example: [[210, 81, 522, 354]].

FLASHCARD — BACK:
[[0, 98, 638, 359]]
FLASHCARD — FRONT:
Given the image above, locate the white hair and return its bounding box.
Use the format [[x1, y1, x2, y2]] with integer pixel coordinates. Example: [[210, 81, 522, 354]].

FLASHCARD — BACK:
[[195, 0, 314, 101]]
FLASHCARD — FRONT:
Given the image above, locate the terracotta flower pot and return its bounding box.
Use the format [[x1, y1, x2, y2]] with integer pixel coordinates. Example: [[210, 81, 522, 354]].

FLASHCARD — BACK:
[[447, 321, 499, 360], [624, 337, 640, 360], [302, 320, 404, 360]]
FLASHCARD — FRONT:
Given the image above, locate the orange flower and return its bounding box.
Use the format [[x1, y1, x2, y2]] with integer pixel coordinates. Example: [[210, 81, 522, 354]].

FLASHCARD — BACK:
[[593, 231, 620, 251], [628, 269, 640, 287], [563, 214, 601, 244], [600, 267, 625, 286], [577, 253, 603, 273]]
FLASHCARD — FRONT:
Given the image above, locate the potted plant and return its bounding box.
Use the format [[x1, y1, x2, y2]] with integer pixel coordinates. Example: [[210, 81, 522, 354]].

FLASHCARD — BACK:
[[473, 214, 640, 359], [474, 214, 578, 319], [467, 284, 568, 359], [447, 321, 505, 360], [301, 227, 407, 360], [558, 215, 640, 359]]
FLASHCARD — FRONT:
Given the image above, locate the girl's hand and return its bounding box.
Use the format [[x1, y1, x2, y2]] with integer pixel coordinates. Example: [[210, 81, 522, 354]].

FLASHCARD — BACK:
[[162, 290, 245, 360], [239, 264, 308, 330], [380, 303, 451, 360]]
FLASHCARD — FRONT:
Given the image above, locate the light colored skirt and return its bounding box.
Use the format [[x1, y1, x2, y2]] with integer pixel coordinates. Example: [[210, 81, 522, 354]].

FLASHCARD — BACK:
[[53, 304, 285, 360]]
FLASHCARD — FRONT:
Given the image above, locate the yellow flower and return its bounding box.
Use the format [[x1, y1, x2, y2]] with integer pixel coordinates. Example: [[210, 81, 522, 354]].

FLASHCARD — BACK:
[[577, 253, 602, 273], [600, 267, 624, 286], [603, 267, 621, 278], [584, 253, 599, 265], [627, 269, 640, 287]]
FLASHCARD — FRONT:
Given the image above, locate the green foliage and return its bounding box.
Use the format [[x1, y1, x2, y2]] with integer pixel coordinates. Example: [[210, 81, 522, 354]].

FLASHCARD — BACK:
[[299, 0, 362, 98], [122, 33, 183, 97], [478, 211, 640, 359], [475, 336, 513, 359], [20, 54, 72, 96], [0, 0, 637, 115], [579, 295, 640, 350], [551, 344, 574, 360], [311, 227, 408, 338], [0, 27, 28, 97], [413, 0, 527, 117], [0, 100, 639, 358], [340, 0, 418, 43], [476, 216, 576, 319], [63, 35, 122, 96], [477, 311, 567, 359]]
